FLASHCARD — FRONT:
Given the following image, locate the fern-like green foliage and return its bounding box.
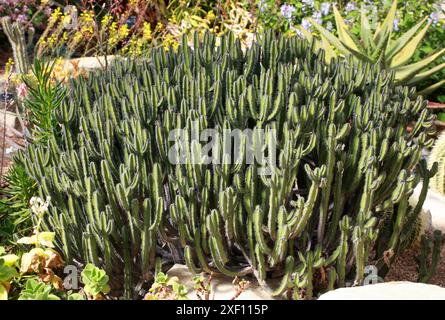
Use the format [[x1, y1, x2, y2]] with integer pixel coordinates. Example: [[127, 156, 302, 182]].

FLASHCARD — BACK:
[[0, 163, 36, 243], [429, 131, 445, 196], [22, 59, 66, 145], [18, 31, 435, 299]]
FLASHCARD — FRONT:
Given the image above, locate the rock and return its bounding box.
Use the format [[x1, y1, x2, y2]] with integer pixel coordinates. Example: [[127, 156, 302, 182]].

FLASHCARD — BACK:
[[0, 110, 21, 130], [166, 264, 279, 300], [62, 55, 117, 72], [412, 184, 445, 233], [318, 281, 445, 300]]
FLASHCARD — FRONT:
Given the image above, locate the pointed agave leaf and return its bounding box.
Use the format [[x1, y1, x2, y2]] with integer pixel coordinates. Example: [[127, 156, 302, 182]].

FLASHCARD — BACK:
[[390, 20, 432, 68], [333, 6, 360, 52], [418, 79, 445, 96], [361, 7, 374, 53], [374, 0, 397, 43], [320, 34, 337, 63], [406, 61, 445, 85], [393, 48, 445, 83], [298, 26, 313, 42], [371, 28, 392, 63], [385, 17, 428, 60], [341, 40, 374, 63], [298, 26, 323, 53], [309, 18, 349, 55]]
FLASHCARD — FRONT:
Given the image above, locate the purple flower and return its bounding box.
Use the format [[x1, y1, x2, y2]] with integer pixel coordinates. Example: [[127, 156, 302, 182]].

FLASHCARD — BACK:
[[345, 2, 357, 13], [429, 12, 439, 25], [302, 18, 312, 30], [312, 11, 322, 24], [16, 14, 28, 23], [320, 2, 331, 16], [344, 18, 352, 25], [280, 4, 296, 20], [258, 0, 267, 12], [393, 18, 399, 31]]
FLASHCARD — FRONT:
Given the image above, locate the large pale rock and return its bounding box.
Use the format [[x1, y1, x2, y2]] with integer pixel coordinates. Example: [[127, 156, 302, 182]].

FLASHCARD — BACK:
[[62, 55, 117, 72], [318, 281, 445, 300], [412, 184, 445, 233], [167, 264, 279, 300], [0, 110, 20, 130]]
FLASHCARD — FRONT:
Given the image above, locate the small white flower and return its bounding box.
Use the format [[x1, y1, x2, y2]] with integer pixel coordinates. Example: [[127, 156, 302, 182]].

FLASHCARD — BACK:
[[302, 0, 315, 7], [30, 196, 51, 218], [326, 21, 333, 31], [29, 197, 38, 206], [295, 29, 304, 38], [5, 146, 15, 155]]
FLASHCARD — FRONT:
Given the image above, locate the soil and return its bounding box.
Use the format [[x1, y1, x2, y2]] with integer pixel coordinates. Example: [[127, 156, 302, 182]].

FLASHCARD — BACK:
[[386, 244, 445, 287]]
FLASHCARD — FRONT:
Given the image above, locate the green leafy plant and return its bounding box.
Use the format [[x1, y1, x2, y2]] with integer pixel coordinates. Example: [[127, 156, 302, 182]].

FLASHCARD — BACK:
[[22, 59, 66, 144], [0, 163, 37, 243], [145, 272, 188, 300], [18, 278, 60, 300], [19, 30, 435, 299], [308, 0, 445, 94], [0, 247, 19, 300], [81, 263, 110, 300], [66, 292, 85, 300], [192, 274, 212, 300]]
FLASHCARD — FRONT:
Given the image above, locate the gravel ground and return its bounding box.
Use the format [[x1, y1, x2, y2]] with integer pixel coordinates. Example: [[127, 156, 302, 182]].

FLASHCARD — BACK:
[[386, 244, 445, 287]]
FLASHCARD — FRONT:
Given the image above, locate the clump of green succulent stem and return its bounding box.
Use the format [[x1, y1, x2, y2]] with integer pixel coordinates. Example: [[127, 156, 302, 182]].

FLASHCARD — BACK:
[[19, 31, 436, 299]]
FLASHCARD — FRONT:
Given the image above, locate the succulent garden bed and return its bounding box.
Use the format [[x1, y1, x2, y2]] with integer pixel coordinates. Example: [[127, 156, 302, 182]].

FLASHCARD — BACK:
[[1, 0, 445, 302]]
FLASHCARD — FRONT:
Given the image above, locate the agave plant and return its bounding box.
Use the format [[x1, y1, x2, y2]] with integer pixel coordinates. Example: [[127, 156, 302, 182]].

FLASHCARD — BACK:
[[306, 0, 445, 95]]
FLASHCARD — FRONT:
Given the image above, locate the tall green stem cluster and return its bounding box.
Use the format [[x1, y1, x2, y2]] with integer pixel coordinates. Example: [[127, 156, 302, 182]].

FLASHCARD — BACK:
[[19, 31, 435, 298]]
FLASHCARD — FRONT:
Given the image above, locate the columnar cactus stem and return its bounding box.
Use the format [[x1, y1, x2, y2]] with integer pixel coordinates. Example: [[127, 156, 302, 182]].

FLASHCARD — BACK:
[[1, 17, 33, 74], [418, 230, 444, 283]]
